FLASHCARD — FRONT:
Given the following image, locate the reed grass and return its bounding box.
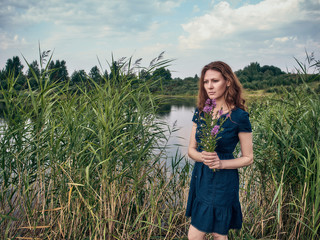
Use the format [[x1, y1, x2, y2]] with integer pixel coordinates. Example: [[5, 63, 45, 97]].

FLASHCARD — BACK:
[[0, 53, 191, 239], [231, 55, 320, 240], [0, 52, 319, 239]]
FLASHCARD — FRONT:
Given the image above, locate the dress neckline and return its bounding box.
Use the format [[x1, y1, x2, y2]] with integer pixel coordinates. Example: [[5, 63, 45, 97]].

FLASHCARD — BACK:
[[216, 107, 237, 118]]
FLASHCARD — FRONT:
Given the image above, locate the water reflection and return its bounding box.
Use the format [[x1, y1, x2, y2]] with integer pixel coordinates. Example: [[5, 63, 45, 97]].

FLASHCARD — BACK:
[[157, 97, 197, 162], [0, 97, 197, 165], [157, 97, 196, 117]]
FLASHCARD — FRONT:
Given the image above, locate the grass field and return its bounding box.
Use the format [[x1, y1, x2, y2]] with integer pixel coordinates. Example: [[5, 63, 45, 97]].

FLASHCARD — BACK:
[[0, 55, 319, 239]]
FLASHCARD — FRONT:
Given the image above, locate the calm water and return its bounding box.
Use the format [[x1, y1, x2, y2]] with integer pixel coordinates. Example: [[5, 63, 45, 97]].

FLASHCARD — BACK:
[[0, 98, 197, 164], [157, 97, 196, 162]]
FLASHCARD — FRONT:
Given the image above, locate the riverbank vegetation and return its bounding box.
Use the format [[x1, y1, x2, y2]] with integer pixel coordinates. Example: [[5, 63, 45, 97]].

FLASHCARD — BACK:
[[0, 50, 319, 239], [236, 58, 320, 239], [0, 52, 192, 239], [1, 51, 320, 96]]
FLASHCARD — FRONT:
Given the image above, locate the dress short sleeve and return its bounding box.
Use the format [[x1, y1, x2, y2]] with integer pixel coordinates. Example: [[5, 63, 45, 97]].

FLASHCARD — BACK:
[[238, 110, 252, 132], [192, 108, 200, 124]]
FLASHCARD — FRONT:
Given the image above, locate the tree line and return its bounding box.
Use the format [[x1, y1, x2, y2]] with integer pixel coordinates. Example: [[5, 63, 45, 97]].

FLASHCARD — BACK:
[[0, 56, 108, 91], [0, 55, 174, 91], [0, 55, 318, 94]]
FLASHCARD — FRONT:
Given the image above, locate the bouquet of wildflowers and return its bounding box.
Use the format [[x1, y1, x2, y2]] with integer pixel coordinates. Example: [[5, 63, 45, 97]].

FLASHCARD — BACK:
[[199, 99, 229, 154]]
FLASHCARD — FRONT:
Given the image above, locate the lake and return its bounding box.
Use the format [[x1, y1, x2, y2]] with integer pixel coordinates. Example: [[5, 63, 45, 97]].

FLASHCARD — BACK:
[[0, 97, 197, 166], [156, 97, 196, 164]]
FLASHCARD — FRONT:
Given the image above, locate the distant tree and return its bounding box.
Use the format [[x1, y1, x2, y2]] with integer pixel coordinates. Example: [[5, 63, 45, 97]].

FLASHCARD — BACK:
[[261, 65, 284, 76], [26, 60, 41, 89], [89, 66, 102, 83], [236, 62, 262, 82], [247, 62, 261, 73], [139, 69, 151, 81], [59, 60, 69, 81], [4, 56, 27, 90], [153, 67, 172, 82], [48, 60, 69, 83], [27, 61, 40, 79], [0, 69, 7, 89], [103, 70, 109, 82], [184, 77, 195, 82], [263, 69, 274, 78], [71, 70, 87, 85], [5, 56, 24, 77], [109, 61, 120, 83], [245, 62, 261, 82], [48, 61, 55, 74]]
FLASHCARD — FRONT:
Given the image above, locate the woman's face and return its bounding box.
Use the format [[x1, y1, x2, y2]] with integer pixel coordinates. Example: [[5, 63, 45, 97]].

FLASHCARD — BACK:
[[203, 69, 229, 101]]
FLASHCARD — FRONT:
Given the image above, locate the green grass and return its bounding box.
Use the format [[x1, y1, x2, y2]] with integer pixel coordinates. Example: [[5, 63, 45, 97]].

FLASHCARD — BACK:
[[234, 59, 320, 239], [0, 53, 319, 239], [0, 55, 192, 239]]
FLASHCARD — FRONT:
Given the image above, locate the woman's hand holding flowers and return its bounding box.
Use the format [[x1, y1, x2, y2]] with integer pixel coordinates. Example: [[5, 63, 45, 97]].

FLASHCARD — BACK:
[[201, 151, 222, 169], [199, 98, 229, 171]]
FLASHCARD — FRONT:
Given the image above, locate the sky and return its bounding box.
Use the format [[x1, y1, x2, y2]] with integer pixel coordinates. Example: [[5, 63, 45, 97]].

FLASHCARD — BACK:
[[0, 0, 319, 78]]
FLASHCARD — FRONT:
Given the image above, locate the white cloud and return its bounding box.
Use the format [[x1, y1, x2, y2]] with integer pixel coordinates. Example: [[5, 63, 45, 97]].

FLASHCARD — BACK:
[[192, 5, 200, 13], [274, 36, 297, 43], [1, 0, 182, 32], [1, 0, 319, 77], [179, 0, 310, 49], [0, 0, 182, 57], [155, 0, 183, 12], [0, 32, 27, 50]]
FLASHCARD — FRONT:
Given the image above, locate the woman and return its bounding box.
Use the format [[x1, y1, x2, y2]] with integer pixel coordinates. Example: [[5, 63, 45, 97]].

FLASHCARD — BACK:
[[186, 61, 253, 240]]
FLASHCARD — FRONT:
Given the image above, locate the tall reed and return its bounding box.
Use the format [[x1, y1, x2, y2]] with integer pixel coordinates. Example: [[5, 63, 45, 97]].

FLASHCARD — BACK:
[[1, 51, 319, 239], [231, 55, 320, 240], [0, 53, 191, 239]]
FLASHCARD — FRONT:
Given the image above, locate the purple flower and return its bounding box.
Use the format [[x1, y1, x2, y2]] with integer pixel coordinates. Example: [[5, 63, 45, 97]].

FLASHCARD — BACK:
[[203, 105, 213, 113], [205, 98, 217, 108], [226, 113, 231, 118], [211, 125, 220, 136], [218, 109, 224, 116], [205, 99, 212, 106], [211, 99, 217, 108]]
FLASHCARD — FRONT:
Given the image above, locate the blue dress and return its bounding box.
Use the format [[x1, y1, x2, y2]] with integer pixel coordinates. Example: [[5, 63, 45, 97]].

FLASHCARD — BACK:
[[185, 107, 252, 235]]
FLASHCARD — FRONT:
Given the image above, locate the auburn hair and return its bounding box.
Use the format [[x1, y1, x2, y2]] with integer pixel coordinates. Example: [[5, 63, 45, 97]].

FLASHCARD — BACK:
[[197, 61, 246, 111]]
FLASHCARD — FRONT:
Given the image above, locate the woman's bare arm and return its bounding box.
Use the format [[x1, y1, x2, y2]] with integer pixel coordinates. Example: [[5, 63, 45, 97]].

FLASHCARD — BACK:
[[219, 132, 253, 169], [188, 123, 253, 169], [188, 123, 203, 162], [201, 132, 253, 170]]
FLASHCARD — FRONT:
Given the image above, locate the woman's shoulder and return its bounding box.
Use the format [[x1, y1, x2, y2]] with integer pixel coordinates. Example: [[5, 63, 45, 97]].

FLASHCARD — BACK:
[[230, 107, 252, 132], [192, 107, 201, 123], [193, 107, 204, 116], [232, 107, 248, 114], [230, 107, 250, 120]]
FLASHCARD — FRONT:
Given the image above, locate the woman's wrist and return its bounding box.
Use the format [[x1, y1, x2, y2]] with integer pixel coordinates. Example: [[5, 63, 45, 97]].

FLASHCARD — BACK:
[[220, 160, 225, 169]]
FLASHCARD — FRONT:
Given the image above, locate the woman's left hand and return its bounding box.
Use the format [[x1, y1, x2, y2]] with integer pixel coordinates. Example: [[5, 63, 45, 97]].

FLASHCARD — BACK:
[[202, 151, 222, 169]]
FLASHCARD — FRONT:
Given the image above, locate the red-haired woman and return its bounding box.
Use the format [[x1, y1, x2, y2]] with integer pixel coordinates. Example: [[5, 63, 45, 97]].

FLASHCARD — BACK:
[[186, 61, 253, 240]]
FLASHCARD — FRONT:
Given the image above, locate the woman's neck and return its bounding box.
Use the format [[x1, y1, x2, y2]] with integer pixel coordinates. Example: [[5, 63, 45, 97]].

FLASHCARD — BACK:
[[215, 99, 228, 111]]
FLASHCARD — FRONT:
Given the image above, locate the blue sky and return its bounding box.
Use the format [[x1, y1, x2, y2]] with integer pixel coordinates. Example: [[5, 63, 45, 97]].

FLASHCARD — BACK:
[[0, 0, 319, 78]]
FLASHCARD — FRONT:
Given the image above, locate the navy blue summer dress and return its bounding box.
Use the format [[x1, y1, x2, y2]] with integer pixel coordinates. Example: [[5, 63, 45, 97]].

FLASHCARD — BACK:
[[185, 107, 252, 235]]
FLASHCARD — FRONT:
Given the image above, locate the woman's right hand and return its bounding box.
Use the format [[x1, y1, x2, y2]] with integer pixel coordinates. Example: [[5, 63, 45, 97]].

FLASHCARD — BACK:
[[201, 151, 222, 169]]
